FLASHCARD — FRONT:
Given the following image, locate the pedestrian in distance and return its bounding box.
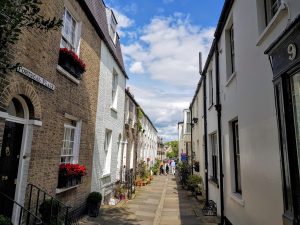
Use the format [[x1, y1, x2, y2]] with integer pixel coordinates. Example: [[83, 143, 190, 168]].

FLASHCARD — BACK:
[[171, 160, 176, 175], [166, 164, 169, 175], [160, 164, 164, 175]]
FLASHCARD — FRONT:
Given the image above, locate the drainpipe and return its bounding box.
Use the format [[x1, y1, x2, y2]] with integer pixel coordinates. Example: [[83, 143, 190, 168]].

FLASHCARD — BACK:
[[215, 43, 224, 224], [202, 72, 209, 206], [190, 105, 194, 175]]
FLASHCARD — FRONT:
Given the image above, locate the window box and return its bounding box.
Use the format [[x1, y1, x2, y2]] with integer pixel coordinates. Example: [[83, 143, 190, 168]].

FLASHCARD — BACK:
[[57, 163, 87, 188], [58, 48, 86, 80], [57, 175, 82, 188]]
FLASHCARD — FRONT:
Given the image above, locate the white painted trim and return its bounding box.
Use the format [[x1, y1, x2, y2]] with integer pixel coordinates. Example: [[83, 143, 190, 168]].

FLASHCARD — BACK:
[[230, 193, 245, 207], [256, 4, 287, 46], [56, 185, 79, 194], [57, 65, 80, 85], [64, 113, 80, 121], [110, 106, 118, 113], [0, 111, 8, 119], [28, 120, 42, 127], [225, 72, 237, 87]]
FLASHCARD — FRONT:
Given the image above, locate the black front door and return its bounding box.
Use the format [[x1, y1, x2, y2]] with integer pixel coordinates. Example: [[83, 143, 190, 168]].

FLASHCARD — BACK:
[[0, 121, 24, 217]]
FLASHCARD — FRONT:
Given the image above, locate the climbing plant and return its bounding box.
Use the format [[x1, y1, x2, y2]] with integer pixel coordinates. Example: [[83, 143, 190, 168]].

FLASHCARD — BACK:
[[137, 107, 143, 132], [0, 0, 62, 73]]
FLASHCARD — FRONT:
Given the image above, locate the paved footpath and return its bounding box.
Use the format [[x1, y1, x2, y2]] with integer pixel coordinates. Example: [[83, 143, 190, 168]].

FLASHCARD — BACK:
[[80, 175, 220, 225]]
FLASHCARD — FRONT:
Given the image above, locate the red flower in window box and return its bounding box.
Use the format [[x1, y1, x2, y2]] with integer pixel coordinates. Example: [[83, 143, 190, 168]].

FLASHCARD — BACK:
[[58, 163, 87, 188], [58, 48, 86, 79]]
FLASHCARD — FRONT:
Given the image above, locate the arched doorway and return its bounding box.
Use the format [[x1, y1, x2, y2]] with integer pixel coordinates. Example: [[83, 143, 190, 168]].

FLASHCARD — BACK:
[[0, 96, 29, 218]]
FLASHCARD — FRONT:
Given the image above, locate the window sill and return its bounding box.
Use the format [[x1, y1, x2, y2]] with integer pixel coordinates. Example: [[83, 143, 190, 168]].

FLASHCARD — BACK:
[[110, 106, 118, 113], [56, 185, 79, 194], [230, 192, 245, 207], [101, 173, 111, 179], [209, 177, 219, 188], [225, 72, 236, 87], [256, 4, 287, 46], [208, 104, 214, 111], [57, 65, 80, 85]]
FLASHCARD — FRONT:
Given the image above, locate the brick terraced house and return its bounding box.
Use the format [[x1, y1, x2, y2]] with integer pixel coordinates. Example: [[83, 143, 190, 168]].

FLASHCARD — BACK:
[[0, 0, 126, 223]]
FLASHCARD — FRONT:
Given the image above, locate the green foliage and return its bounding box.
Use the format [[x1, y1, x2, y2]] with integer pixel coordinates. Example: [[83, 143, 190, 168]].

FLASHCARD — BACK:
[[87, 192, 102, 204], [137, 160, 148, 179], [39, 199, 61, 224], [165, 140, 179, 159], [137, 107, 144, 132], [0, 0, 62, 72], [0, 215, 11, 225], [187, 174, 203, 189], [151, 159, 161, 175]]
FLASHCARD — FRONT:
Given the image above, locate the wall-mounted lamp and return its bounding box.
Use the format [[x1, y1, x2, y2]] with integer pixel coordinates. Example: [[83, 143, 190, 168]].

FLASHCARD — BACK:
[[192, 117, 198, 124]]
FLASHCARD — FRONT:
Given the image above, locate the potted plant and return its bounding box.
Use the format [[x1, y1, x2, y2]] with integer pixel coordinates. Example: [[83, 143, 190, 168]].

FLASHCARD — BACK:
[[87, 192, 102, 217], [57, 163, 87, 188], [39, 199, 61, 225], [187, 174, 203, 192], [58, 48, 86, 79], [0, 215, 11, 225]]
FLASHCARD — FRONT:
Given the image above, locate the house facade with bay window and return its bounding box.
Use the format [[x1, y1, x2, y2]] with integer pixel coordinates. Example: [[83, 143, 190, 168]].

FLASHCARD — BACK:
[[90, 3, 127, 204], [0, 0, 104, 223]]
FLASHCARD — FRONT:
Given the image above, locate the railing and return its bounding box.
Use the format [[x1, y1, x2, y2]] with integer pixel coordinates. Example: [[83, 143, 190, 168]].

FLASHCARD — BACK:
[[65, 203, 86, 225], [0, 192, 42, 225], [26, 184, 71, 225]]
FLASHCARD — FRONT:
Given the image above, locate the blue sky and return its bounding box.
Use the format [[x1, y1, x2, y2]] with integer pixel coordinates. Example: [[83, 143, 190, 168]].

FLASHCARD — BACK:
[[105, 0, 224, 141]]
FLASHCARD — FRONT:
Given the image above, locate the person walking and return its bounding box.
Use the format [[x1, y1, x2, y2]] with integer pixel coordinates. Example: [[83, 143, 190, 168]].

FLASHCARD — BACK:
[[171, 160, 176, 175], [166, 164, 169, 175], [160, 164, 164, 175]]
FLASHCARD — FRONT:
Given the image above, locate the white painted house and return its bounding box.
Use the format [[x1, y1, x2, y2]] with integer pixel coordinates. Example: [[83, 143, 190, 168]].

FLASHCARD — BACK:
[[91, 5, 127, 203], [195, 0, 300, 224]]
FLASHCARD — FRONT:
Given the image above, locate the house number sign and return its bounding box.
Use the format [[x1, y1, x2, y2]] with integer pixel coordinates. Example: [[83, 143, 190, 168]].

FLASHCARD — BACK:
[[288, 43, 297, 61], [16, 66, 55, 91]]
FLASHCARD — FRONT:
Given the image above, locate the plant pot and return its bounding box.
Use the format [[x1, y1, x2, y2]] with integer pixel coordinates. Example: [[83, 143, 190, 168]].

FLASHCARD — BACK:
[[88, 202, 100, 217]]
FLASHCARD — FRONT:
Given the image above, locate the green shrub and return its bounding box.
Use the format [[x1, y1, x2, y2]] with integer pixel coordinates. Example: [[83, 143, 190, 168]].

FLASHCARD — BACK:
[[187, 174, 203, 190], [39, 199, 61, 225], [87, 192, 102, 204], [0, 215, 11, 225]]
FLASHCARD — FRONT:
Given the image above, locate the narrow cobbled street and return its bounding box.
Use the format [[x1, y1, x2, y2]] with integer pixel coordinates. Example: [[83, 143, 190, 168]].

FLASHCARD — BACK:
[[80, 175, 220, 225]]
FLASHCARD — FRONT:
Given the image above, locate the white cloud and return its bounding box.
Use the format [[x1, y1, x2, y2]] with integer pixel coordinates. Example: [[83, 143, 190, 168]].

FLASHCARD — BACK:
[[122, 14, 215, 87], [128, 84, 191, 141], [129, 61, 145, 74]]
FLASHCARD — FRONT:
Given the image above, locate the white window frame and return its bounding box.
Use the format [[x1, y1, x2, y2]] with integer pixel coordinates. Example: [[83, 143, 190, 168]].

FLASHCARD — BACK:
[[232, 120, 242, 194], [103, 129, 112, 175], [210, 133, 218, 183], [264, 0, 281, 25], [229, 25, 235, 75], [208, 70, 213, 106], [111, 71, 118, 109], [109, 13, 117, 44], [60, 7, 82, 54], [61, 121, 81, 164]]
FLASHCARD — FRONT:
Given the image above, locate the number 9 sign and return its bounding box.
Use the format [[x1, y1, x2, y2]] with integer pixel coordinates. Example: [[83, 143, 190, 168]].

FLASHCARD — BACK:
[[288, 43, 297, 61]]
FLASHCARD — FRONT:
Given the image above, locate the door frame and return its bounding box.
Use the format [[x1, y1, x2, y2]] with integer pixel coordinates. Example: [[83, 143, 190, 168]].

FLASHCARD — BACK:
[[0, 95, 42, 224]]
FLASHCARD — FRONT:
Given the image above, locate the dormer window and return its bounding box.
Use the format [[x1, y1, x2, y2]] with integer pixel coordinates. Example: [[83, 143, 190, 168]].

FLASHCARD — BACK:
[[106, 8, 118, 44]]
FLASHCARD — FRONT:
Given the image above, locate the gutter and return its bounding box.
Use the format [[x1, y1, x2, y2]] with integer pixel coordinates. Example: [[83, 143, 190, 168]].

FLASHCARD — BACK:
[[215, 43, 224, 225]]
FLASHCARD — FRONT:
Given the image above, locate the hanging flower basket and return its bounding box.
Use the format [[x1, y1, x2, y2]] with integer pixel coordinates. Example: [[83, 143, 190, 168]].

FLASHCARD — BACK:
[[57, 163, 87, 188], [58, 48, 86, 79]]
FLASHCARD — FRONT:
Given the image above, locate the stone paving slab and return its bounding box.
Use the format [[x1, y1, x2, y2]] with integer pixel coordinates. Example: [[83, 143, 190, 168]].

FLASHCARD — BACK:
[[80, 174, 220, 225]]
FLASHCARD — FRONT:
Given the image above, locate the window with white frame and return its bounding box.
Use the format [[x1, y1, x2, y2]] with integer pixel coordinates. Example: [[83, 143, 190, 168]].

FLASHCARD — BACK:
[[229, 25, 235, 75], [209, 70, 213, 106], [61, 124, 78, 163], [210, 133, 218, 182], [60, 9, 80, 52], [112, 72, 118, 108], [232, 120, 242, 194], [103, 129, 112, 174], [109, 12, 117, 43], [264, 0, 280, 25]]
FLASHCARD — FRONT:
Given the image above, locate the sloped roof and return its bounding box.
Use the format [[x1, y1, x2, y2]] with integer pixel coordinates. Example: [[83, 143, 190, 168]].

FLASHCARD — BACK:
[[80, 0, 128, 78]]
